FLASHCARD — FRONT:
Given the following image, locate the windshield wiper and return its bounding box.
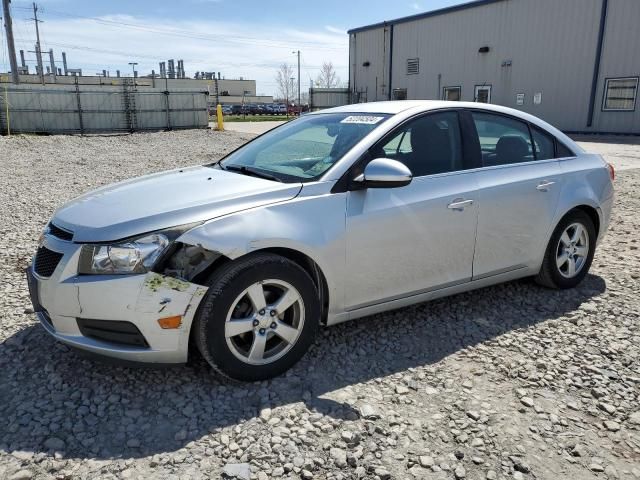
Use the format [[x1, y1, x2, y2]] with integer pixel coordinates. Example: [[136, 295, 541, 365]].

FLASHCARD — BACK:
[[223, 165, 283, 182]]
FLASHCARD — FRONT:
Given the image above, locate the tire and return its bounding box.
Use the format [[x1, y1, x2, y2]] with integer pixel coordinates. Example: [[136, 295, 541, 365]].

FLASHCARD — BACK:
[[535, 209, 596, 289], [193, 253, 320, 381]]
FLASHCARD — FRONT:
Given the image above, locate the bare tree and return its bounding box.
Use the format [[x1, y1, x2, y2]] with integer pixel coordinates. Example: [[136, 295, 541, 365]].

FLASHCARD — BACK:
[[316, 61, 340, 88], [275, 63, 297, 103]]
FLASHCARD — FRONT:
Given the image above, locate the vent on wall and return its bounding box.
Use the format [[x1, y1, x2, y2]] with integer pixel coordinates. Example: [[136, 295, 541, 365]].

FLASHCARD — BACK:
[[407, 58, 419, 75], [393, 88, 408, 100]]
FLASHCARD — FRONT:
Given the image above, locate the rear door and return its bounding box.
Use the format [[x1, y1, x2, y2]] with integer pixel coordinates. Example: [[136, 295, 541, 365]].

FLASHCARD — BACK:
[[344, 110, 479, 310], [467, 110, 563, 278]]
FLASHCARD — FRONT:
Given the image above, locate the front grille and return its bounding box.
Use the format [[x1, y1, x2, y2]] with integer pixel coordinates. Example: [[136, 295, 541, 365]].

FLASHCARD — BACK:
[[34, 247, 64, 278], [49, 223, 73, 241], [77, 319, 149, 348]]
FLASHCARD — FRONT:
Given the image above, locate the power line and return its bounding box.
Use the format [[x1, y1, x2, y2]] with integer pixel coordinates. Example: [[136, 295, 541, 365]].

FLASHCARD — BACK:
[[11, 36, 346, 71], [18, 6, 346, 52]]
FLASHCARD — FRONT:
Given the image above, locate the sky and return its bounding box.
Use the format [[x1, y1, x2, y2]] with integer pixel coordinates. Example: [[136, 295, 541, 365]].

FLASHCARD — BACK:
[[1, 0, 463, 97]]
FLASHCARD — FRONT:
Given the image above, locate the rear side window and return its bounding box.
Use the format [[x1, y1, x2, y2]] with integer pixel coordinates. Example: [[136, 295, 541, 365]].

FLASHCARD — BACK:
[[471, 112, 533, 166], [375, 111, 464, 177], [531, 127, 555, 160], [556, 142, 575, 158]]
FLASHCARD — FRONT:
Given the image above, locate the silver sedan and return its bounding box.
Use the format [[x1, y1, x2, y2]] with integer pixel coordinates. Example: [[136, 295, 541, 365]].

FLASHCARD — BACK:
[[27, 101, 614, 381]]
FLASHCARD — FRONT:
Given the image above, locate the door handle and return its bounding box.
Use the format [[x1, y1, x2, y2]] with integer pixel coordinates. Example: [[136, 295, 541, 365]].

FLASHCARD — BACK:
[[447, 199, 474, 211], [536, 181, 556, 192]]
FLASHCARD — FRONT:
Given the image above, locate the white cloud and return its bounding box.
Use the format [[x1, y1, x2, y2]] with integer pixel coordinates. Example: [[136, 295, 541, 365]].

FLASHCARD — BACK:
[[11, 14, 349, 96], [325, 25, 347, 35], [411, 2, 422, 10]]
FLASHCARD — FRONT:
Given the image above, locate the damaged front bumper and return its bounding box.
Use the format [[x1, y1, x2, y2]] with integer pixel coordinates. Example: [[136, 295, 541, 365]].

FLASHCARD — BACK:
[[27, 234, 207, 364]]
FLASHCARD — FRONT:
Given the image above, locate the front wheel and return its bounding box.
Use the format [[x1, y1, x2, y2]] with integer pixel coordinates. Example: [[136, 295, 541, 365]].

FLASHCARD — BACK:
[[535, 210, 596, 289], [193, 253, 320, 381]]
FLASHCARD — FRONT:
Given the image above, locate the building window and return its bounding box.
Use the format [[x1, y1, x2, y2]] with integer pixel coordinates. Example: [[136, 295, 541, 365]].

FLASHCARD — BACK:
[[407, 58, 419, 75], [393, 88, 408, 100], [603, 77, 638, 111], [474, 85, 491, 103], [443, 86, 461, 101]]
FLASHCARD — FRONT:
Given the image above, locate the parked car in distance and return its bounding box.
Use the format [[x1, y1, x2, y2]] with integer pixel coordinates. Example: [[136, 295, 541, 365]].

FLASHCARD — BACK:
[[274, 104, 287, 115], [221, 105, 232, 115], [27, 101, 614, 381]]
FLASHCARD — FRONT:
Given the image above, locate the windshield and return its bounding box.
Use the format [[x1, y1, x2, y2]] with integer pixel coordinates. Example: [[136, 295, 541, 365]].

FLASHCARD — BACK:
[[218, 113, 390, 182]]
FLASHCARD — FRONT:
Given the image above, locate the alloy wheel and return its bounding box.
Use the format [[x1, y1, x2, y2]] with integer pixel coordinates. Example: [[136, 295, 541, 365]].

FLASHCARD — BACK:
[[224, 279, 305, 365], [556, 222, 589, 279]]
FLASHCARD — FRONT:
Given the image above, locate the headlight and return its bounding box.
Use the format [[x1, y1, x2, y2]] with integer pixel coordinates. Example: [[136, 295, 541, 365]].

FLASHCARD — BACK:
[[79, 233, 170, 275]]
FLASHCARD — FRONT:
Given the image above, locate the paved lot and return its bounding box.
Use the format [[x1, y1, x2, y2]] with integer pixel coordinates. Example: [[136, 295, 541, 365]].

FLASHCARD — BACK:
[[573, 136, 640, 172], [220, 121, 287, 135], [0, 131, 639, 480]]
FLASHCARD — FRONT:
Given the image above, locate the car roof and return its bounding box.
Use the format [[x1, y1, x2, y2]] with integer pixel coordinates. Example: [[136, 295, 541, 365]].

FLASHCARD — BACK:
[[311, 100, 527, 116], [308, 100, 584, 153], [311, 100, 439, 115]]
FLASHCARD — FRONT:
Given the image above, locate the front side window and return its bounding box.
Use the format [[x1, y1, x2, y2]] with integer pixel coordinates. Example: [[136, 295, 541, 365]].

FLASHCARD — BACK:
[[471, 112, 534, 166], [374, 111, 463, 177], [603, 77, 638, 111], [219, 113, 389, 182], [443, 86, 461, 101]]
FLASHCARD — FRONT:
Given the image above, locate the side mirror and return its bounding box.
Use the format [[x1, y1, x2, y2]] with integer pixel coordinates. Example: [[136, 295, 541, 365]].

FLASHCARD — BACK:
[[353, 158, 413, 189]]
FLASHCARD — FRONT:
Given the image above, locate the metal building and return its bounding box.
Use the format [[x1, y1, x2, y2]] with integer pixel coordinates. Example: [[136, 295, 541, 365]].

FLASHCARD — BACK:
[[348, 0, 640, 134]]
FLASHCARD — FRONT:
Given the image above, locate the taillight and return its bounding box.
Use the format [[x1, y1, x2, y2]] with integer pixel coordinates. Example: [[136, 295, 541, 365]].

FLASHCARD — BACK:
[[607, 163, 615, 181]]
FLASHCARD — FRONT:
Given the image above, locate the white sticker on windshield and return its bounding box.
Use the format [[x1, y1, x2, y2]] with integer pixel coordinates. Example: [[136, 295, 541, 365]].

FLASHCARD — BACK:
[[340, 115, 384, 125]]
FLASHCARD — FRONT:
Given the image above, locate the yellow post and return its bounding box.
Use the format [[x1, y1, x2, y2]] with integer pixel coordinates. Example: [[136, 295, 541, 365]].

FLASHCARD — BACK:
[[216, 104, 224, 131]]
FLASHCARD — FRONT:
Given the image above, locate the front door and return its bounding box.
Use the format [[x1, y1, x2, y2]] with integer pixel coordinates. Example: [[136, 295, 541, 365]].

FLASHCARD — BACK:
[[345, 111, 479, 310]]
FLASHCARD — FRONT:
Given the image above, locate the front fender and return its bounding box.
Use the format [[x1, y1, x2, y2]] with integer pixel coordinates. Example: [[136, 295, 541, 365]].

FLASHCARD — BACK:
[[176, 191, 348, 319]]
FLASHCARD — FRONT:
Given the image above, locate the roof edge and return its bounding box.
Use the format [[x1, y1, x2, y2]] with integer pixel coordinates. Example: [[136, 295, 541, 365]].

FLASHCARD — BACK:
[[347, 0, 506, 34]]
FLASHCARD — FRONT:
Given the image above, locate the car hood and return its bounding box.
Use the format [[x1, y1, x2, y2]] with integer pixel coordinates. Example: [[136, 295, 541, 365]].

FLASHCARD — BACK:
[[53, 165, 302, 242]]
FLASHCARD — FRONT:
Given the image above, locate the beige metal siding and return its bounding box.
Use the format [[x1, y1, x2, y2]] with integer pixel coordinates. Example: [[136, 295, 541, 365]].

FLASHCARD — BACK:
[[349, 0, 639, 133], [350, 26, 391, 102], [391, 0, 603, 131], [590, 0, 640, 133]]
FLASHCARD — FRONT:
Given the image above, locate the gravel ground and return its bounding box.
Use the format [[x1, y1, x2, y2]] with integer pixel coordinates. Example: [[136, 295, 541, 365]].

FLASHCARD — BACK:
[[0, 130, 639, 480]]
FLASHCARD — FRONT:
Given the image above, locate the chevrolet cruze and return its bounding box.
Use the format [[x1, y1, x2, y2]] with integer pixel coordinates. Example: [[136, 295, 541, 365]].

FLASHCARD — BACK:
[[27, 101, 614, 381]]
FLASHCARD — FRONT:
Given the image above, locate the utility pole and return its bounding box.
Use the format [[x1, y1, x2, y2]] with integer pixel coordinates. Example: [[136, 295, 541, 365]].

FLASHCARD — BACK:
[[31, 2, 44, 84], [292, 50, 301, 115], [2, 0, 20, 83]]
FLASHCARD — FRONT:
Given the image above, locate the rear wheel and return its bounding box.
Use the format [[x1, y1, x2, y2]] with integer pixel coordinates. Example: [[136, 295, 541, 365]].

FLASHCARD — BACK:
[[193, 253, 320, 381], [535, 210, 596, 289]]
